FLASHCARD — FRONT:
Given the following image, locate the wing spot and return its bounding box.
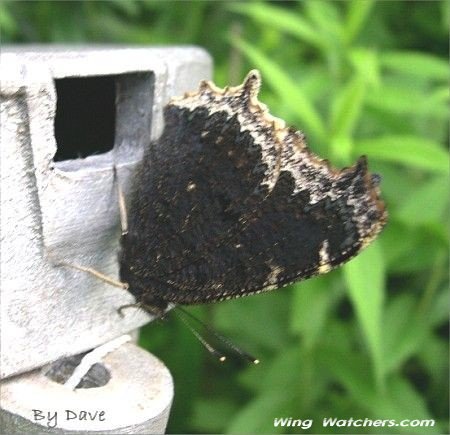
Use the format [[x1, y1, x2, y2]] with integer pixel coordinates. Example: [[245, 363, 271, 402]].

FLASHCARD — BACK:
[[264, 261, 284, 287], [186, 182, 197, 192], [318, 239, 332, 274]]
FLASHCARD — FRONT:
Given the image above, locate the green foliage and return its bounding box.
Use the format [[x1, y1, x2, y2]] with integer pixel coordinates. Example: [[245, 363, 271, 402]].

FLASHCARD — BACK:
[[344, 242, 385, 391], [5, 1, 448, 433]]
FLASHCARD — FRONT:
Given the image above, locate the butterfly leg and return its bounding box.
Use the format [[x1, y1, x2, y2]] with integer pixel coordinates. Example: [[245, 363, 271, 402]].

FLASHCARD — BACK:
[[140, 293, 170, 317], [57, 261, 128, 289], [50, 168, 131, 293], [117, 300, 167, 319], [113, 165, 128, 236], [117, 302, 142, 317]]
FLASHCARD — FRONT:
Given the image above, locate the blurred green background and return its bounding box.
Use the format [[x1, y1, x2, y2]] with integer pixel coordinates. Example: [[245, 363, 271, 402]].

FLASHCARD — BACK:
[[3, 1, 448, 433]]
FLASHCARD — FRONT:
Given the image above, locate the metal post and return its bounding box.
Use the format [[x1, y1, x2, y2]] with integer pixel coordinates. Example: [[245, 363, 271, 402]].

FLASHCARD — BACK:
[[1, 45, 212, 433]]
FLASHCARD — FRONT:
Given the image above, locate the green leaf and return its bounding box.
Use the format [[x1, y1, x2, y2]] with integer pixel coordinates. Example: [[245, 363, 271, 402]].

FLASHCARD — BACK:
[[370, 163, 418, 207], [214, 290, 290, 351], [382, 294, 428, 373], [330, 76, 366, 140], [318, 345, 438, 432], [226, 394, 292, 434], [418, 335, 450, 389], [230, 347, 327, 433], [427, 287, 450, 328], [378, 377, 439, 433], [193, 398, 239, 433], [231, 37, 326, 141], [330, 135, 353, 166], [343, 0, 375, 45], [304, 1, 342, 43], [230, 349, 304, 432], [317, 339, 377, 401], [0, 2, 18, 36], [252, 348, 304, 395], [366, 84, 448, 119], [290, 276, 337, 349], [376, 222, 410, 268], [381, 227, 446, 274], [343, 241, 385, 389], [296, 66, 330, 102], [354, 135, 449, 174], [111, 0, 140, 17], [443, 0, 450, 31], [377, 222, 445, 272], [238, 346, 326, 411], [348, 47, 380, 86], [380, 51, 448, 81], [228, 2, 326, 50], [396, 175, 449, 227]]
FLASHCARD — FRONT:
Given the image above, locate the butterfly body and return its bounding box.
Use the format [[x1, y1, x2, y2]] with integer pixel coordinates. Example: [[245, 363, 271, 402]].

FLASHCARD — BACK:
[[119, 70, 387, 315]]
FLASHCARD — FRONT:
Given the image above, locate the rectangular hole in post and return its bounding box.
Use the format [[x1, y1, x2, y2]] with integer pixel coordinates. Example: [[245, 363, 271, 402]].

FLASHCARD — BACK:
[[53, 72, 154, 168], [54, 76, 116, 162]]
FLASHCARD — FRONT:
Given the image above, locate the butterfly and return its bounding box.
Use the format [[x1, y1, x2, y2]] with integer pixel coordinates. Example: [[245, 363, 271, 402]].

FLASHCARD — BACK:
[[118, 70, 387, 317]]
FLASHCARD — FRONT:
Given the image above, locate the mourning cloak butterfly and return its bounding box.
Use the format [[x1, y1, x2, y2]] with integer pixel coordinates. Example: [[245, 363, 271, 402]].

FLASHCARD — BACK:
[[119, 70, 387, 316]]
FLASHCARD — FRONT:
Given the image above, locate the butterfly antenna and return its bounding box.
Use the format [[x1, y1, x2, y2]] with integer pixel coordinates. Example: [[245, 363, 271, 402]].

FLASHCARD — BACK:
[[173, 310, 227, 363], [176, 307, 260, 365]]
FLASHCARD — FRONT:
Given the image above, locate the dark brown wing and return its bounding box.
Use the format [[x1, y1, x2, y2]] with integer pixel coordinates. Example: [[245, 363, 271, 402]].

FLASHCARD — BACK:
[[119, 71, 386, 308]]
